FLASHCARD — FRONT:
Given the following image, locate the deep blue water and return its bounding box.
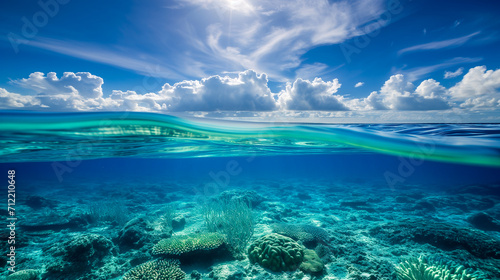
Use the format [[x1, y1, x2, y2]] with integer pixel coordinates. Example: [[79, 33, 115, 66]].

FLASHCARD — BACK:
[[3, 154, 500, 192]]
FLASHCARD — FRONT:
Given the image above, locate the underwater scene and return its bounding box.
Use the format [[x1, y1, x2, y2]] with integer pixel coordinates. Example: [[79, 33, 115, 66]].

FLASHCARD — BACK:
[[1, 111, 499, 280]]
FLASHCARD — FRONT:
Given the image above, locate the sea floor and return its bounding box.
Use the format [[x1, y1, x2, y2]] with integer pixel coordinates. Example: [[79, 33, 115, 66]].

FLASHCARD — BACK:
[[3, 177, 500, 280]]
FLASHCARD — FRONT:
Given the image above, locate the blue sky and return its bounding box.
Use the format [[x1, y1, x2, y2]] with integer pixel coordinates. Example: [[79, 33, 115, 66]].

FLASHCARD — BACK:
[[1, 0, 500, 122]]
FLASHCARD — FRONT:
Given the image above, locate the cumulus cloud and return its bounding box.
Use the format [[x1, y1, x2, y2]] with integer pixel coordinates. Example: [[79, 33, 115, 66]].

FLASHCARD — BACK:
[[106, 70, 277, 112], [8, 72, 106, 111], [277, 78, 348, 111], [5, 70, 277, 112], [355, 82, 364, 88], [2, 67, 500, 118], [361, 74, 450, 110], [444, 67, 464, 79], [13, 72, 103, 99], [449, 66, 500, 109], [158, 70, 276, 111], [0, 88, 40, 109]]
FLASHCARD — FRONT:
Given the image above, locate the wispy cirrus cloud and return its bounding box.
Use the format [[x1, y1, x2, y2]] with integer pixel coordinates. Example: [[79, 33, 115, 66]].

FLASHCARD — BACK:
[[398, 31, 480, 55], [444, 67, 464, 79], [26, 38, 185, 80], [176, 0, 388, 80], [294, 63, 333, 81], [17, 0, 389, 82], [397, 57, 482, 81]]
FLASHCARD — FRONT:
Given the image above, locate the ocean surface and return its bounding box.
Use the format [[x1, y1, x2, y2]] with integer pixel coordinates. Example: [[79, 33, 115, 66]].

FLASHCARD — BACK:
[[1, 111, 500, 280]]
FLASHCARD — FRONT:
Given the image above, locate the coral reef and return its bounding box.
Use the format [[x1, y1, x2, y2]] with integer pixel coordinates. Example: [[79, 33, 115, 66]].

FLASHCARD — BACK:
[[218, 190, 266, 206], [467, 212, 500, 232], [248, 233, 304, 272], [116, 216, 172, 250], [6, 269, 40, 280], [271, 223, 329, 243], [152, 232, 225, 255], [5, 179, 500, 280], [122, 259, 185, 280], [44, 234, 114, 278], [395, 256, 486, 280], [299, 249, 324, 274], [203, 197, 254, 258], [24, 195, 57, 209], [370, 219, 500, 259], [209, 263, 247, 280]]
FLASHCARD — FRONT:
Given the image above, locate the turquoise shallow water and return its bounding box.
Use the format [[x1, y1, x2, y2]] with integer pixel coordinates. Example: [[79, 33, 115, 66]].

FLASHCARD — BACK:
[[1, 111, 500, 166]]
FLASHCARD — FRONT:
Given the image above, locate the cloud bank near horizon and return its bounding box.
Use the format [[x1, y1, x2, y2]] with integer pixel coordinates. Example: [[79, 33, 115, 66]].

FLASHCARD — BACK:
[[1, 66, 499, 121]]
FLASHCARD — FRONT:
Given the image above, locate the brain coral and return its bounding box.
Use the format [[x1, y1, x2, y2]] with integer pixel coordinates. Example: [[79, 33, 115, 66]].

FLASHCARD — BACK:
[[248, 233, 304, 272], [152, 232, 225, 255], [123, 259, 185, 280]]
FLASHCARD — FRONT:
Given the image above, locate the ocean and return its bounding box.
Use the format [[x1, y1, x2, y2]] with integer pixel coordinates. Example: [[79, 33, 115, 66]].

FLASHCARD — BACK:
[[1, 111, 499, 280]]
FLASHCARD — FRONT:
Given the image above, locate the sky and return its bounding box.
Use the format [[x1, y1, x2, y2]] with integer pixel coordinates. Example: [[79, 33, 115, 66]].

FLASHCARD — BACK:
[[1, 0, 500, 123]]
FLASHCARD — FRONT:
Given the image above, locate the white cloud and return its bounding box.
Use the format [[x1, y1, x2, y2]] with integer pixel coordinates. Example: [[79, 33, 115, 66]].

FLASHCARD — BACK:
[[13, 71, 104, 99], [361, 74, 450, 110], [398, 32, 480, 55], [0, 88, 40, 109], [189, 109, 496, 124], [3, 67, 500, 120], [277, 77, 348, 111], [178, 0, 257, 15], [444, 67, 464, 79], [106, 70, 278, 112], [180, 0, 387, 79], [355, 82, 364, 88], [449, 66, 500, 109], [106, 90, 164, 112], [398, 57, 482, 81], [6, 72, 107, 111], [294, 63, 330, 81], [20, 0, 389, 81], [157, 70, 277, 111], [362, 91, 387, 110], [28, 38, 183, 79], [7, 70, 276, 112]]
